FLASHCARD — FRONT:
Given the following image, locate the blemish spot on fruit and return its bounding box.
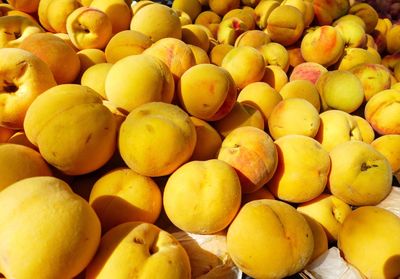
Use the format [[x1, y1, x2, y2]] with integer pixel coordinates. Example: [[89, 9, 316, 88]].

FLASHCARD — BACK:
[[146, 124, 154, 132], [2, 81, 18, 93], [360, 162, 378, 171], [133, 237, 144, 245], [85, 134, 92, 144]]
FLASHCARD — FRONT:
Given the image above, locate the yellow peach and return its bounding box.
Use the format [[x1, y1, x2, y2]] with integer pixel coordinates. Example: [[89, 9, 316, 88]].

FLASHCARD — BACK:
[[181, 23, 210, 52], [241, 186, 275, 205], [259, 42, 289, 72], [163, 159, 241, 234], [352, 115, 375, 144], [371, 135, 400, 179], [234, 29, 270, 49], [338, 206, 400, 279], [254, 0, 280, 30], [227, 199, 314, 278], [194, 10, 221, 39], [348, 2, 379, 34], [300, 214, 329, 262], [104, 30, 152, 64], [187, 44, 210, 64], [7, 0, 40, 13], [0, 126, 14, 143], [261, 64, 288, 91], [328, 140, 392, 206], [80, 63, 113, 99], [172, 0, 202, 22], [177, 63, 237, 121], [335, 47, 381, 71], [334, 19, 367, 48], [7, 130, 37, 150], [209, 43, 234, 66], [38, 0, 81, 33], [278, 79, 321, 112], [267, 135, 330, 203], [0, 15, 43, 48], [77, 48, 106, 77], [105, 54, 174, 113], [312, 0, 349, 25], [217, 126, 278, 193], [217, 16, 248, 45], [89, 0, 132, 34], [118, 102, 197, 177], [287, 45, 306, 69], [289, 61, 328, 84], [223, 8, 256, 30], [175, 9, 192, 26], [297, 193, 353, 241], [209, 0, 240, 16]]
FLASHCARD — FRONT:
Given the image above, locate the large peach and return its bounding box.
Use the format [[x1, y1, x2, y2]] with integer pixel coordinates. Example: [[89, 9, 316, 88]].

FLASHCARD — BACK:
[[289, 61, 328, 84], [118, 102, 197, 177], [217, 16, 248, 45], [0, 15, 43, 48], [223, 8, 256, 30], [267, 135, 330, 203], [177, 63, 237, 121], [258, 42, 290, 72], [227, 199, 314, 278], [105, 54, 174, 113], [38, 0, 81, 33], [338, 206, 400, 279], [19, 32, 80, 84], [334, 19, 367, 48], [89, 0, 132, 34], [194, 10, 221, 39], [0, 48, 56, 129], [234, 29, 270, 49], [221, 46, 265, 89], [23, 84, 117, 175], [364, 89, 400, 135], [328, 140, 392, 206], [278, 79, 321, 112], [300, 25, 345, 67], [261, 65, 288, 91], [254, 0, 280, 30], [268, 98, 320, 140], [334, 47, 381, 71], [217, 126, 278, 193]]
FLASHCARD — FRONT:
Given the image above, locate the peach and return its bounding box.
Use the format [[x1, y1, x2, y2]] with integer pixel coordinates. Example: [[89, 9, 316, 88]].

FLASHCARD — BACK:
[[80, 63, 113, 99], [312, 0, 349, 25], [287, 46, 306, 68], [266, 5, 305, 46], [209, 0, 240, 16], [261, 64, 288, 91], [118, 102, 197, 177], [181, 23, 210, 52], [300, 25, 345, 67], [194, 10, 221, 39], [297, 193, 353, 241], [130, 3, 181, 41], [328, 140, 392, 206], [386, 24, 400, 54], [382, 52, 400, 72], [334, 19, 367, 48], [237, 81, 283, 123], [268, 98, 320, 140], [0, 48, 56, 129], [163, 159, 241, 234], [187, 44, 210, 64], [258, 42, 290, 72], [0, 126, 14, 143], [289, 61, 328, 84], [227, 199, 314, 278], [175, 9, 192, 26], [66, 6, 113, 50], [189, 116, 222, 161], [213, 101, 264, 137], [241, 187, 275, 205], [242, 0, 260, 7], [267, 135, 330, 203], [7, 130, 38, 150], [0, 143, 52, 191], [349, 63, 392, 101], [315, 110, 363, 152], [172, 0, 202, 22], [89, 0, 132, 34], [105, 54, 174, 113], [130, 0, 154, 15], [364, 89, 400, 135], [334, 47, 381, 71], [332, 14, 367, 32], [38, 0, 81, 33], [89, 167, 162, 232], [371, 135, 400, 181], [221, 46, 265, 89], [217, 17, 248, 45], [209, 43, 234, 66], [85, 222, 191, 279], [300, 214, 329, 262], [0, 176, 101, 279], [24, 84, 117, 175], [234, 29, 270, 49], [338, 206, 400, 279], [217, 126, 278, 193], [77, 48, 106, 76], [104, 30, 153, 64], [19, 32, 80, 84], [316, 70, 364, 113], [177, 63, 237, 121], [143, 37, 196, 81], [347, 2, 379, 34], [279, 79, 321, 112], [0, 15, 43, 48], [352, 115, 375, 144], [254, 0, 280, 30], [223, 8, 256, 30], [7, 0, 40, 13]]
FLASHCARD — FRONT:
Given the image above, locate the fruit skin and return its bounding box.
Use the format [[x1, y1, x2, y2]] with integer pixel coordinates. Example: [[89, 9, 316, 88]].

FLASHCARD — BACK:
[[0, 143, 52, 191], [85, 222, 191, 279], [0, 15, 44, 48], [23, 84, 117, 176], [297, 193, 352, 241], [267, 135, 330, 203], [371, 135, 400, 180], [89, 0, 132, 34], [217, 17, 248, 46], [0, 47, 56, 129], [328, 140, 393, 206], [7, 0, 40, 13], [163, 159, 242, 234], [177, 63, 237, 121], [227, 199, 314, 279], [0, 176, 101, 279], [353, 115, 375, 144], [312, 0, 349, 25], [209, 43, 234, 66], [172, 0, 202, 22], [289, 61, 328, 85], [259, 42, 290, 72], [347, 2, 379, 34], [77, 48, 106, 76], [19, 32, 81, 85], [338, 206, 400, 279], [130, 3, 182, 42], [80, 62, 113, 99], [300, 214, 329, 262], [89, 167, 162, 232], [105, 54, 174, 113], [118, 102, 197, 177], [209, 0, 240, 16], [364, 89, 400, 135], [279, 79, 321, 112], [217, 126, 278, 193]]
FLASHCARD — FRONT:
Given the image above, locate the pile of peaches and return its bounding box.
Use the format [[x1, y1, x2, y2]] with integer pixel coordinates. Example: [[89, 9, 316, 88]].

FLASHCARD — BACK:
[[0, 0, 399, 278]]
